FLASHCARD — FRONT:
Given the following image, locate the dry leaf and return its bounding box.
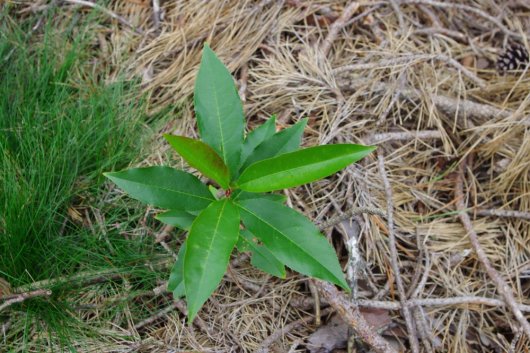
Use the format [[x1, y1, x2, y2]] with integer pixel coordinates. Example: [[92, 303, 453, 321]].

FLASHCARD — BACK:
[[307, 310, 392, 353]]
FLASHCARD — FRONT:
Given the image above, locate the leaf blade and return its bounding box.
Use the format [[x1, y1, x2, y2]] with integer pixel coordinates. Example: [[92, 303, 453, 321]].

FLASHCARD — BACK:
[[241, 118, 307, 170], [240, 229, 286, 278], [232, 190, 287, 204], [184, 199, 240, 322], [237, 144, 376, 192], [104, 166, 214, 211], [239, 116, 277, 169], [168, 243, 187, 299], [194, 44, 244, 176], [164, 134, 230, 189], [156, 210, 196, 230], [237, 198, 348, 289]]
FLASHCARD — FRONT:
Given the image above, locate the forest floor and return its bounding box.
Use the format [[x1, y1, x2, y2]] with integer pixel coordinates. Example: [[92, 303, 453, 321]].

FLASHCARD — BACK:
[[1, 1, 530, 352]]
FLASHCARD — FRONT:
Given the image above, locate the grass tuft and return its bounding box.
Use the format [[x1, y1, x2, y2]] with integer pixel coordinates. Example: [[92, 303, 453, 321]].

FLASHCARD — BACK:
[[0, 14, 165, 350]]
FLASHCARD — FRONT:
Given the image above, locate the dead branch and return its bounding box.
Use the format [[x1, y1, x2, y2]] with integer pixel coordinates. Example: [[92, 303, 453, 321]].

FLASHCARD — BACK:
[[389, 0, 406, 34], [508, 329, 523, 353], [134, 301, 182, 330], [476, 208, 530, 221], [318, 206, 386, 229], [14, 257, 173, 293], [398, 0, 523, 40], [369, 130, 443, 144], [357, 297, 530, 312], [238, 63, 249, 103], [62, 0, 144, 35], [455, 159, 530, 338], [340, 80, 530, 124], [333, 54, 486, 87], [0, 289, 52, 313], [152, 0, 161, 30], [320, 2, 360, 57], [155, 224, 174, 243], [290, 295, 530, 312], [314, 281, 398, 353], [377, 154, 420, 353], [413, 27, 468, 42]]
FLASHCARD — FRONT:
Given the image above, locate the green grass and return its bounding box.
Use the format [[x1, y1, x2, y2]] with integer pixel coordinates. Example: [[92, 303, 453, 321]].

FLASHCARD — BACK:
[[0, 14, 169, 351]]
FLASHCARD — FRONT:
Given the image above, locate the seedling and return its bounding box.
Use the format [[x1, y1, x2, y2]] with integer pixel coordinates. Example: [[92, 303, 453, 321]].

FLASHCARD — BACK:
[[104, 44, 375, 322]]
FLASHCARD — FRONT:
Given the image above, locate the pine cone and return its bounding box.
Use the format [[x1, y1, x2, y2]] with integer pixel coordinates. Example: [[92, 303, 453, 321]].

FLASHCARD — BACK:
[[497, 43, 529, 74]]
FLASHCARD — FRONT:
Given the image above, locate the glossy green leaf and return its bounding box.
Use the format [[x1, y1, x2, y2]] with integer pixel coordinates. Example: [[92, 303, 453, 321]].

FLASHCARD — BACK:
[[232, 190, 287, 204], [208, 185, 219, 198], [184, 199, 240, 322], [237, 198, 349, 289], [164, 135, 230, 189], [239, 116, 277, 169], [104, 167, 214, 211], [168, 243, 186, 299], [194, 44, 244, 176], [241, 118, 307, 170], [237, 144, 376, 192], [156, 210, 196, 230], [240, 229, 286, 278]]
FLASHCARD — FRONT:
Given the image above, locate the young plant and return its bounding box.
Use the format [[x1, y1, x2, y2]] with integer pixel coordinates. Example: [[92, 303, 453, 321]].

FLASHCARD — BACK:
[[104, 44, 375, 322]]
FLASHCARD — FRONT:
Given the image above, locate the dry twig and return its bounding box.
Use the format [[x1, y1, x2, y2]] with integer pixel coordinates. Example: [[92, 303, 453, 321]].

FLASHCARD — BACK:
[[152, 0, 161, 29], [398, 0, 523, 40], [320, 2, 360, 57], [238, 63, 249, 103], [476, 208, 530, 221], [369, 130, 442, 144], [318, 206, 386, 229], [340, 80, 530, 124], [455, 159, 530, 338], [0, 289, 52, 313], [377, 154, 420, 353], [314, 281, 397, 353], [62, 0, 144, 35], [357, 297, 530, 312], [333, 54, 486, 87]]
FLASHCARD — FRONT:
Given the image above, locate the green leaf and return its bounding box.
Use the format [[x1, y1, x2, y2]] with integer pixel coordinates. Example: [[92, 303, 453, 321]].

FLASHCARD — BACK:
[[184, 199, 240, 322], [156, 210, 196, 230], [237, 144, 376, 192], [239, 116, 277, 169], [194, 44, 244, 176], [164, 135, 230, 189], [208, 185, 219, 198], [232, 190, 287, 204], [240, 229, 286, 278], [168, 243, 187, 299], [237, 198, 349, 289], [241, 118, 307, 170], [104, 167, 214, 211]]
